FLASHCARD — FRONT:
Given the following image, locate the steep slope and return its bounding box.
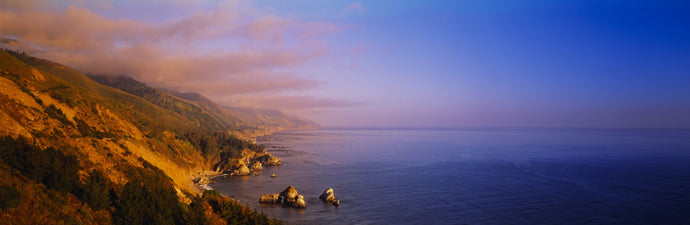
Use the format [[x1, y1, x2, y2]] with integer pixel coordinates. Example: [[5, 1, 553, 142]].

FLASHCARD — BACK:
[[0, 49, 283, 224], [90, 75, 319, 139], [0, 49, 285, 187], [0, 50, 204, 188], [88, 75, 235, 132], [223, 106, 319, 137], [165, 90, 319, 136]]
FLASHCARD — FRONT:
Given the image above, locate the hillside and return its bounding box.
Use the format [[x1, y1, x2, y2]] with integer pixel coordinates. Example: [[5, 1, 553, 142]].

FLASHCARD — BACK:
[[90, 75, 319, 139], [168, 90, 319, 137], [0, 49, 285, 224]]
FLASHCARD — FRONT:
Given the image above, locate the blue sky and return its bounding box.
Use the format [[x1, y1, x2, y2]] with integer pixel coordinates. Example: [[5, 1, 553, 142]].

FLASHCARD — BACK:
[[2, 0, 690, 128], [296, 0, 690, 128]]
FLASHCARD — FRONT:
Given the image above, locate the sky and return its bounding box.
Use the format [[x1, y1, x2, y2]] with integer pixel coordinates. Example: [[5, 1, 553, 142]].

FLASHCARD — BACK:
[[1, 0, 690, 128]]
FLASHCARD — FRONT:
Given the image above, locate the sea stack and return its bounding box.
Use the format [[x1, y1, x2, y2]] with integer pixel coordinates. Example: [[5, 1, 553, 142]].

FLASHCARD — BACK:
[[258, 185, 306, 208], [280, 186, 299, 205], [294, 195, 307, 208], [259, 193, 280, 204], [319, 188, 340, 206]]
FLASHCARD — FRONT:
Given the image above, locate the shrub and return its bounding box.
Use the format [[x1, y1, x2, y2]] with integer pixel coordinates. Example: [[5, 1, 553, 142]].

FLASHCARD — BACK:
[[78, 170, 112, 210], [0, 185, 21, 209], [0, 136, 80, 194], [185, 132, 263, 160], [202, 190, 221, 200], [185, 197, 209, 225], [113, 165, 183, 225], [45, 104, 73, 126]]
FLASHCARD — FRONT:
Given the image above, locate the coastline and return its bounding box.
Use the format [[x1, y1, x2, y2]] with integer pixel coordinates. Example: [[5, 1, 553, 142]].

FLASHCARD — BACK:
[[188, 127, 306, 192]]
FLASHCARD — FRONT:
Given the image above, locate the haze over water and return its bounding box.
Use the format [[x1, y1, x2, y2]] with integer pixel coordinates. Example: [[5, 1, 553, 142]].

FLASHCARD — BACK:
[[212, 128, 690, 224]]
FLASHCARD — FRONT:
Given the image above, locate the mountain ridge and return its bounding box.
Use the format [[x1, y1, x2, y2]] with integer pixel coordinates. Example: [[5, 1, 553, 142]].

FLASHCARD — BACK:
[[89, 74, 319, 139]]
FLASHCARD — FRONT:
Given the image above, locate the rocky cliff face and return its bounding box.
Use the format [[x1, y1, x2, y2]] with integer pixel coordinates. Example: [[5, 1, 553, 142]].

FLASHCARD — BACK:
[[211, 148, 279, 176]]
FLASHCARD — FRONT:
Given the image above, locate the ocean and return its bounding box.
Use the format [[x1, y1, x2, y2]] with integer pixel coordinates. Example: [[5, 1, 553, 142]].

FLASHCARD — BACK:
[[210, 128, 690, 224]]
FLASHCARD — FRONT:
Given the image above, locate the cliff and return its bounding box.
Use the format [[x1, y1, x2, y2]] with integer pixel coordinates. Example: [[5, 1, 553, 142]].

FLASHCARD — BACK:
[[0, 49, 293, 224]]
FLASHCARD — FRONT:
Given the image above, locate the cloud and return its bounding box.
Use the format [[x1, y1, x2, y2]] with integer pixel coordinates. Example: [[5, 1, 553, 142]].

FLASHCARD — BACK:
[[343, 2, 365, 14], [0, 2, 353, 110], [0, 0, 56, 10], [213, 95, 361, 110]]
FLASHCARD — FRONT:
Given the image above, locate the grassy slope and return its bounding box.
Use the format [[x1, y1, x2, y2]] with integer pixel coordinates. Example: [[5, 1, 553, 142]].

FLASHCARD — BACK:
[[168, 90, 320, 138], [88, 75, 232, 132], [0, 50, 282, 224], [0, 50, 204, 186], [92, 75, 319, 140]]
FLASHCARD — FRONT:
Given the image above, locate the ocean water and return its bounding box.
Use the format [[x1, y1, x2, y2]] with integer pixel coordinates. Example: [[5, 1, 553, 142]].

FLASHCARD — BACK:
[[210, 128, 690, 224]]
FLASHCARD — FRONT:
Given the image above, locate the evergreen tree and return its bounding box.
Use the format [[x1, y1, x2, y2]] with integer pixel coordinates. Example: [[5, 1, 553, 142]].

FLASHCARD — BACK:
[[79, 169, 112, 210]]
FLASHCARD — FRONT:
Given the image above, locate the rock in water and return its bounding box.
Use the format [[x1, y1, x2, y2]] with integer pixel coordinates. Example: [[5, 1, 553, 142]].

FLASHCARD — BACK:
[[250, 161, 263, 171], [319, 188, 337, 202], [259, 193, 280, 204], [259, 185, 307, 208], [319, 188, 340, 206], [280, 186, 299, 204], [279, 186, 306, 208], [294, 195, 307, 208], [230, 164, 250, 176]]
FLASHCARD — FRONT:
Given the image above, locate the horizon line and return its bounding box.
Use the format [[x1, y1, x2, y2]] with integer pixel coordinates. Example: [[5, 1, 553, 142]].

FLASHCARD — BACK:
[[317, 125, 690, 132]]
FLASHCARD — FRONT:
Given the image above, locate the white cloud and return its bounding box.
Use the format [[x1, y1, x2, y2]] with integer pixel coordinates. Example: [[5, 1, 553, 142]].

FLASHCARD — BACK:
[[0, 1, 353, 110]]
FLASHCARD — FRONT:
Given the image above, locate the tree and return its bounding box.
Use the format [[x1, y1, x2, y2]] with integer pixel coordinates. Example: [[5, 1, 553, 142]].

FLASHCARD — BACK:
[[79, 170, 112, 210], [0, 185, 21, 209], [185, 197, 209, 225]]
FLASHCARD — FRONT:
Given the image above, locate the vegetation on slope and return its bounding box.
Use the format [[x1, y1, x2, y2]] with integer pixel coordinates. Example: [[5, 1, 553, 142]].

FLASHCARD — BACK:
[[0, 135, 281, 225], [0, 49, 284, 224], [89, 75, 232, 132], [91, 75, 319, 139]]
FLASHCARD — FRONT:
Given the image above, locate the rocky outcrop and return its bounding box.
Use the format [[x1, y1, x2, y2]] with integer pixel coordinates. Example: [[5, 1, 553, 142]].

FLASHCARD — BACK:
[[259, 185, 306, 208], [230, 164, 250, 176], [294, 195, 307, 208], [193, 176, 211, 185], [214, 150, 281, 175], [259, 193, 280, 204], [280, 186, 299, 205], [319, 188, 340, 206], [250, 161, 263, 171], [257, 153, 282, 165]]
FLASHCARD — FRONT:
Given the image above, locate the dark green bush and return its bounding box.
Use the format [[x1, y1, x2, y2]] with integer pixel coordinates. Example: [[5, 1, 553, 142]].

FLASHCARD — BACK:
[[113, 164, 183, 225], [45, 104, 73, 126], [74, 117, 116, 139], [202, 190, 221, 200], [0, 136, 80, 193], [185, 132, 263, 160], [185, 197, 209, 225], [0, 185, 21, 209], [207, 196, 281, 225], [77, 170, 112, 210]]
